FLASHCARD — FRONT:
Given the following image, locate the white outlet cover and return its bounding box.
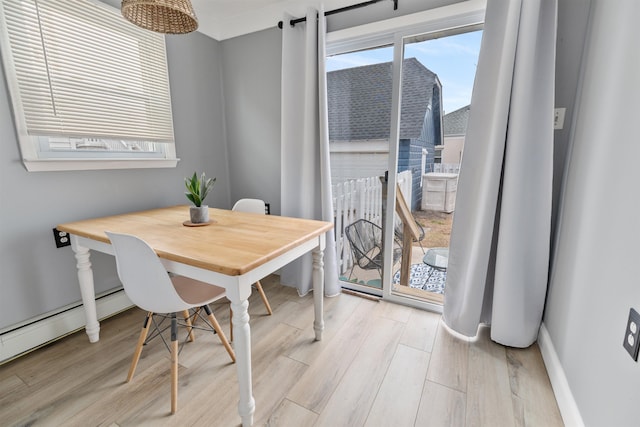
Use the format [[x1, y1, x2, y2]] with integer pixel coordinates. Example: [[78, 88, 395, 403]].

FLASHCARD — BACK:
[[554, 108, 566, 130]]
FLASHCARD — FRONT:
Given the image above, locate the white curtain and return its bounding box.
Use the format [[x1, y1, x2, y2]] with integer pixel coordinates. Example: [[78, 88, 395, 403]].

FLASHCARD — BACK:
[[281, 7, 340, 297], [443, 0, 557, 347]]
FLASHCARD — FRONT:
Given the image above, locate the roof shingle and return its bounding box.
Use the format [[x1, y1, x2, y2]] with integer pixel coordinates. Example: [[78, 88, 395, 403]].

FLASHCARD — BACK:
[[327, 58, 439, 141], [443, 104, 470, 136]]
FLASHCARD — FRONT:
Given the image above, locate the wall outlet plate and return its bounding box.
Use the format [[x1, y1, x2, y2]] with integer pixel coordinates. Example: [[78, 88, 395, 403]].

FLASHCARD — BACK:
[[554, 108, 566, 130], [623, 308, 640, 361], [52, 228, 71, 248]]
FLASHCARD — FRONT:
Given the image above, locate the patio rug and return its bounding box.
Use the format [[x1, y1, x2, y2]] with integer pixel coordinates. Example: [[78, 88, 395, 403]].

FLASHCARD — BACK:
[[392, 263, 447, 294]]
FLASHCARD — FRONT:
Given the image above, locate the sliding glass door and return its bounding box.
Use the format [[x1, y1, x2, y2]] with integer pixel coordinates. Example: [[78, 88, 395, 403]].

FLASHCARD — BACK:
[[327, 46, 394, 296], [388, 28, 482, 308], [326, 5, 484, 309]]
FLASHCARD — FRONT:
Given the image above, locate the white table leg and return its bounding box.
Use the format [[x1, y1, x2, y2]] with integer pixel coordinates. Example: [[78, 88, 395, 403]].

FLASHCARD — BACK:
[[71, 238, 100, 343], [312, 246, 325, 341], [230, 294, 255, 426]]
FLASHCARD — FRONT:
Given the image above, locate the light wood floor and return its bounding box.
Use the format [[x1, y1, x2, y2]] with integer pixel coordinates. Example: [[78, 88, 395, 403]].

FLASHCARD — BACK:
[[0, 275, 563, 426]]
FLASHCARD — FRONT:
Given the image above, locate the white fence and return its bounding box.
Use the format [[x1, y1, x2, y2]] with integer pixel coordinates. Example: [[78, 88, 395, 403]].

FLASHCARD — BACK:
[[432, 163, 461, 173], [333, 170, 412, 276]]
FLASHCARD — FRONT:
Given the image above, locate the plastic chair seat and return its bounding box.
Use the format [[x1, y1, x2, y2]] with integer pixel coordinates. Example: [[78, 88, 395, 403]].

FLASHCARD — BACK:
[[171, 275, 225, 306]]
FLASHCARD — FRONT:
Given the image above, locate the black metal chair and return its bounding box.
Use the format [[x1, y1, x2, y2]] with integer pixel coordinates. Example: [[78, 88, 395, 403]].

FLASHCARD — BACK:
[[344, 219, 402, 280]]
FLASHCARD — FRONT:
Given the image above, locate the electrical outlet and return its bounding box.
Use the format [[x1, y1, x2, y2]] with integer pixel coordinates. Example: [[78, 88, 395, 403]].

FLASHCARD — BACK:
[[554, 108, 566, 130], [52, 228, 71, 248], [623, 308, 640, 361]]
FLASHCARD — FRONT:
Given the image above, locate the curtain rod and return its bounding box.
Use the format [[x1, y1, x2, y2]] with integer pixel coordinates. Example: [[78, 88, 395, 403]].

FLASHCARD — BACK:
[[277, 0, 398, 29]]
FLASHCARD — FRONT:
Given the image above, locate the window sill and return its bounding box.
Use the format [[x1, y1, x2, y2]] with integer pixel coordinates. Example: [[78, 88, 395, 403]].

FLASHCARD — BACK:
[[23, 158, 180, 172]]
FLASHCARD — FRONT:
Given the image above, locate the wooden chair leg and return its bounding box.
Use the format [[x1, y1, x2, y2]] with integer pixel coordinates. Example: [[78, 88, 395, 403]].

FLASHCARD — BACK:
[[203, 305, 236, 363], [127, 311, 153, 382], [254, 280, 273, 315], [170, 313, 178, 414], [182, 309, 195, 342]]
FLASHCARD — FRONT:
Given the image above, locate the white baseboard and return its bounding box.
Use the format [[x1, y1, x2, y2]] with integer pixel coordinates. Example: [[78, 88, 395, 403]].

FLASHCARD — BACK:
[[0, 289, 133, 364], [538, 323, 585, 427]]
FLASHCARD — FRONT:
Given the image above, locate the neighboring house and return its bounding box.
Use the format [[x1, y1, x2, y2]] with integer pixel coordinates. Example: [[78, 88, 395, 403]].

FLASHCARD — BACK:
[[438, 104, 470, 168], [327, 58, 443, 211]]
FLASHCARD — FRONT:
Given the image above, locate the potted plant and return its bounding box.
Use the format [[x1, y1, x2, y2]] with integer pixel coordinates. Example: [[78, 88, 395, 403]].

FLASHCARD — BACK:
[[185, 172, 216, 224]]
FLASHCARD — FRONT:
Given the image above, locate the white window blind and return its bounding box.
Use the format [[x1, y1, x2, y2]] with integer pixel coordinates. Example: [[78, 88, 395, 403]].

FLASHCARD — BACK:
[[1, 0, 175, 143]]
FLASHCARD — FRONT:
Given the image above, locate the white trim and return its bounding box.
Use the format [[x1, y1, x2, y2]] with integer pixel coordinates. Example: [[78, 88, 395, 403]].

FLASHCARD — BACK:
[[0, 289, 133, 364], [330, 140, 389, 153], [23, 158, 179, 172], [326, 0, 486, 55], [538, 323, 585, 427], [381, 31, 404, 303]]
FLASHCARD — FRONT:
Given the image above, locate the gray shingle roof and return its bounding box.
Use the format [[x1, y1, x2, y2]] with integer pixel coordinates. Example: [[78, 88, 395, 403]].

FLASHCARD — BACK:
[[443, 104, 470, 136], [327, 58, 439, 141]]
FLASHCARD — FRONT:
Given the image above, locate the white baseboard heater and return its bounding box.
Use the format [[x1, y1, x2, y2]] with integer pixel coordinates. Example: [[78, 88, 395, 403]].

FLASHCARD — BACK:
[[0, 289, 133, 364]]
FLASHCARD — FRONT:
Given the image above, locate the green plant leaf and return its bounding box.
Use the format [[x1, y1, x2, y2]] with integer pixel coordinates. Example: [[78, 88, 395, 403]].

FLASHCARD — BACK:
[[185, 192, 197, 206], [184, 172, 215, 207]]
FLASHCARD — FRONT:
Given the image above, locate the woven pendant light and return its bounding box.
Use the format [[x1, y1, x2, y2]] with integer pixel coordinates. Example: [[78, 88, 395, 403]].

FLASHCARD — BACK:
[[121, 0, 198, 34]]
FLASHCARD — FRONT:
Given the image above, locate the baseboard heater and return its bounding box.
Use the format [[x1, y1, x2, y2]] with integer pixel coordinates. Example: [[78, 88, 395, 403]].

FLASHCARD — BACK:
[[0, 288, 133, 364]]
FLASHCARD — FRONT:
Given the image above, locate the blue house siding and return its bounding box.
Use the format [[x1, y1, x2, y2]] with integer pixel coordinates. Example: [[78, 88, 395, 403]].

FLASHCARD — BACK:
[[398, 140, 425, 211], [397, 105, 439, 211]]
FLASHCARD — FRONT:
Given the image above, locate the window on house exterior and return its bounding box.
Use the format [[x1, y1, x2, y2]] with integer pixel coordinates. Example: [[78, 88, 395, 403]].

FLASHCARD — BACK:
[[0, 0, 178, 171]]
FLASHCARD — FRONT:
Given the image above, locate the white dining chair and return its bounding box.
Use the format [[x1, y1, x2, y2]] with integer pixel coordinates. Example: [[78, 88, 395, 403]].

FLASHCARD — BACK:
[[106, 231, 235, 414]]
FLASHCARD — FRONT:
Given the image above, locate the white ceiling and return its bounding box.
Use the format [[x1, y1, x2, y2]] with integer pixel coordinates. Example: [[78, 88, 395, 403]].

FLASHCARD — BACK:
[[191, 0, 365, 41]]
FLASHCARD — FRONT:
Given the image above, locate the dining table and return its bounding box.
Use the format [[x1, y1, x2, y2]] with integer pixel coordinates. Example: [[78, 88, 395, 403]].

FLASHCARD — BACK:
[[57, 205, 333, 426]]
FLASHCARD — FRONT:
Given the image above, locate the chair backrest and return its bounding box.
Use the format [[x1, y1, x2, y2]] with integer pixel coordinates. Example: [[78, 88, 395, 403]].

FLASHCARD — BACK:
[[232, 198, 266, 215], [344, 219, 382, 267], [106, 232, 190, 314]]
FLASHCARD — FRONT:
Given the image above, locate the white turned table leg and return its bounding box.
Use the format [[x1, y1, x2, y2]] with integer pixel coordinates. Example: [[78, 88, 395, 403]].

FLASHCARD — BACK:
[[71, 238, 100, 343], [312, 246, 325, 341], [230, 296, 255, 426]]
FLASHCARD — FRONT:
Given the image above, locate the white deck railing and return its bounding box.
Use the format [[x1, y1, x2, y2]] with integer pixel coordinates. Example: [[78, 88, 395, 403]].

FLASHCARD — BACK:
[[333, 170, 412, 275]]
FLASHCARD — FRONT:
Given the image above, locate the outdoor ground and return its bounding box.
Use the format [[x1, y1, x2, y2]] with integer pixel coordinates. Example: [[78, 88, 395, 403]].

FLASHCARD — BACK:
[[413, 209, 454, 248]]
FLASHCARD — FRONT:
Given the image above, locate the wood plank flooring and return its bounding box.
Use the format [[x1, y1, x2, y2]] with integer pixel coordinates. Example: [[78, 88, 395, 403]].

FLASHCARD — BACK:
[[0, 275, 563, 426]]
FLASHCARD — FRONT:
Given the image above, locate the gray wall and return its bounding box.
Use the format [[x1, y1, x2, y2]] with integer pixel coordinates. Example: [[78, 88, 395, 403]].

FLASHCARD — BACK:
[[551, 0, 592, 239], [0, 28, 230, 329], [221, 28, 283, 214], [544, 0, 640, 425]]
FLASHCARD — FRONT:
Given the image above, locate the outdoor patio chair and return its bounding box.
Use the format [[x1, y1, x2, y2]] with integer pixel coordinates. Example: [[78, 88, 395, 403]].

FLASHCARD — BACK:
[[344, 219, 402, 280]]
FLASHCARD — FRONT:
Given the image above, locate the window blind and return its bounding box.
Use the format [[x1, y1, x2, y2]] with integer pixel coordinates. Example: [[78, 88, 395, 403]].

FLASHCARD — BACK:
[[1, 0, 175, 143]]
